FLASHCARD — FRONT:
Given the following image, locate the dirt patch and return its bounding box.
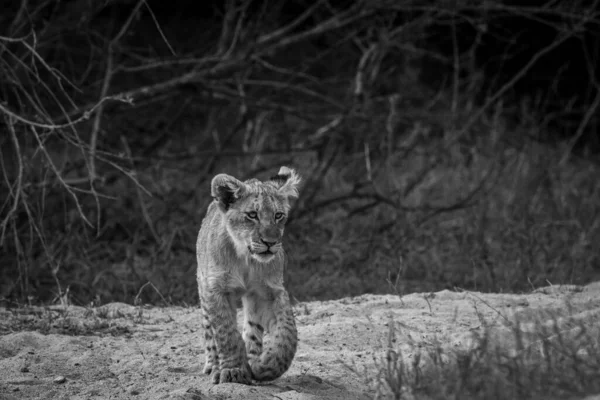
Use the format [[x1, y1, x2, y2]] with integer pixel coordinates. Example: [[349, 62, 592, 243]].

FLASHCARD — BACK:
[[1, 283, 600, 400]]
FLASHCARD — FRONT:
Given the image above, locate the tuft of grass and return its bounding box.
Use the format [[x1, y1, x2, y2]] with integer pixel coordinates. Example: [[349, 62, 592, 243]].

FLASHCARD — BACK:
[[0, 305, 140, 336], [366, 310, 600, 400]]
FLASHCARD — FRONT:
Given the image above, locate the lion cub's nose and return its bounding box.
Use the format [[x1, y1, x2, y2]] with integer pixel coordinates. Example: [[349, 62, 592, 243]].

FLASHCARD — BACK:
[[261, 239, 277, 248]]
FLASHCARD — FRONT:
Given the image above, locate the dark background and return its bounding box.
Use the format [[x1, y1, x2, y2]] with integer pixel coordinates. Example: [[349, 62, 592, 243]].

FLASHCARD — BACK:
[[1, 0, 599, 306]]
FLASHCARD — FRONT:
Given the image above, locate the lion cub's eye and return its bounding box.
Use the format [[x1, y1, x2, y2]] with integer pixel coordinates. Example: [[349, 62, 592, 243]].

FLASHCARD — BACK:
[[246, 211, 258, 220], [274, 212, 284, 220]]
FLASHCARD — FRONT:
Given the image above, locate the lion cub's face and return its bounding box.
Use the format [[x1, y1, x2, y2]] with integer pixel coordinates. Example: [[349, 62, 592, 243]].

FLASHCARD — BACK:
[[211, 166, 301, 263]]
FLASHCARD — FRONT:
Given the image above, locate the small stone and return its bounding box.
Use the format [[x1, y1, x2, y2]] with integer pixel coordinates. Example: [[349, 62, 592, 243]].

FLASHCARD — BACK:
[[54, 376, 66, 384], [577, 348, 589, 358], [20, 367, 29, 373]]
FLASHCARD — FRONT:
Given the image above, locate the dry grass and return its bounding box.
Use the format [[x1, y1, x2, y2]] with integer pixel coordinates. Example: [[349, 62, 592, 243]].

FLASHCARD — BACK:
[[0, 305, 137, 336], [367, 304, 600, 400]]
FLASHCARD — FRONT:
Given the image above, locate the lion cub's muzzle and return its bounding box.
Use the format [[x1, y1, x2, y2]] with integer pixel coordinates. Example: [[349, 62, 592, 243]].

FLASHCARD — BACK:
[[248, 239, 282, 262]]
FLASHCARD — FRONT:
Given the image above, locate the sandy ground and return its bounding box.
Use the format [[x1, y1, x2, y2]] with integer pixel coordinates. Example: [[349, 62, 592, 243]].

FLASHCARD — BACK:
[[1, 283, 600, 400]]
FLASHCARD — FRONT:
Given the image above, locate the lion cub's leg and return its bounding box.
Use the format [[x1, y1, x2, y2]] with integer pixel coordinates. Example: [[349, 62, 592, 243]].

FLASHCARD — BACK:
[[199, 301, 219, 375], [203, 291, 251, 384], [242, 294, 265, 367], [244, 289, 298, 381]]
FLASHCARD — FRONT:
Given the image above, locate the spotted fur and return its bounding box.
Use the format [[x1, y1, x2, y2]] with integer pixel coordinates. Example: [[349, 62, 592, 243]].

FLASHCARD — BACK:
[[196, 166, 300, 384]]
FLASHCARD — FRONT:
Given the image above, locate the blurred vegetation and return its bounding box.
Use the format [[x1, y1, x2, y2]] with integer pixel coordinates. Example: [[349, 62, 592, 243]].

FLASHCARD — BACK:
[[369, 294, 600, 399], [1, 0, 599, 306]]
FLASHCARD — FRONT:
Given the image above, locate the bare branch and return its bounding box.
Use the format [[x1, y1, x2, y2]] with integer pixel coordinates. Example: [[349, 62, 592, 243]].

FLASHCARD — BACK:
[[257, 0, 326, 45], [0, 118, 23, 245], [90, 0, 146, 181], [30, 126, 93, 228]]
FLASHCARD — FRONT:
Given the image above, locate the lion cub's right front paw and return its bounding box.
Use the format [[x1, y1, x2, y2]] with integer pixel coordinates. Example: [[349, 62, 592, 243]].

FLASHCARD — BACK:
[[211, 367, 252, 384]]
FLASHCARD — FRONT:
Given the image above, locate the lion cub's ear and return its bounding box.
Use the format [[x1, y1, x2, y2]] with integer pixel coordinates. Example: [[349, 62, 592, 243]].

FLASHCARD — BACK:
[[211, 174, 247, 211], [270, 166, 301, 198]]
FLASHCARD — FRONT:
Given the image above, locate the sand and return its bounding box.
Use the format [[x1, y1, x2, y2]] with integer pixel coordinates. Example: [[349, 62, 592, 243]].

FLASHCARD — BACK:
[[1, 283, 600, 399]]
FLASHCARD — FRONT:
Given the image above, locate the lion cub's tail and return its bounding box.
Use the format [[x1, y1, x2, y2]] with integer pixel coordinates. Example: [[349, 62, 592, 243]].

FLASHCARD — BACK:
[[250, 304, 298, 381]]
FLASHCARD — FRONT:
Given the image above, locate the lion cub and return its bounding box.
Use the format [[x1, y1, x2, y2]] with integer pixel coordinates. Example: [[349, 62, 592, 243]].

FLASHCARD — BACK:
[[196, 166, 300, 384]]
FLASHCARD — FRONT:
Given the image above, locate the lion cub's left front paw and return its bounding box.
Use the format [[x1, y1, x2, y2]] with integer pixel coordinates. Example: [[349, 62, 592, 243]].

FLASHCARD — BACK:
[[211, 367, 252, 385]]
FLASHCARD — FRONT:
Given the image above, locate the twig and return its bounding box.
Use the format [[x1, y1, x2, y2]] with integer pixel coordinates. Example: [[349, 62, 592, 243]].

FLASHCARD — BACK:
[[0, 95, 130, 129], [457, 287, 511, 324], [143, 2, 175, 56], [135, 281, 170, 306], [256, 2, 374, 54], [0, 117, 23, 244], [257, 0, 326, 45], [90, 0, 146, 181], [218, 0, 250, 57], [385, 94, 400, 161], [120, 136, 161, 245], [364, 142, 372, 181], [226, 78, 345, 109], [251, 56, 322, 85], [559, 79, 600, 165], [456, 21, 588, 143], [30, 126, 93, 227]]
